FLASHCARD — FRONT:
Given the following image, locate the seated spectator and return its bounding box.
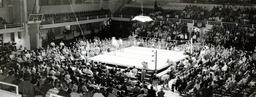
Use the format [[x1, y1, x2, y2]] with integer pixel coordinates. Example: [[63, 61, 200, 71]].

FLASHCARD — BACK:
[[93, 88, 105, 97]]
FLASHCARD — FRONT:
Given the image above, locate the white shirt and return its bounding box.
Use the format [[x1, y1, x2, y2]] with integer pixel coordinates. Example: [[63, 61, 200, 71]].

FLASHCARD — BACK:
[[221, 64, 228, 72], [211, 64, 218, 71], [70, 92, 82, 97], [45, 88, 59, 97], [93, 93, 105, 97]]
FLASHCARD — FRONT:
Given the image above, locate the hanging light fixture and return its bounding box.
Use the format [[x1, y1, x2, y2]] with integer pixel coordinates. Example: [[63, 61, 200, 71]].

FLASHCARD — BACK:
[[132, 15, 153, 22], [132, 0, 153, 22]]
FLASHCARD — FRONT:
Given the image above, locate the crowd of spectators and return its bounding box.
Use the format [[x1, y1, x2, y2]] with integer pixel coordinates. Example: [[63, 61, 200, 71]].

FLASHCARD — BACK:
[[209, 6, 256, 23], [183, 0, 256, 5], [118, 6, 256, 50], [178, 5, 208, 20], [129, 5, 256, 50], [0, 2, 256, 97], [169, 43, 256, 97], [205, 23, 256, 50], [1, 34, 256, 97], [0, 42, 16, 67], [1, 36, 174, 97], [127, 6, 256, 97], [164, 5, 256, 24], [118, 5, 256, 24], [132, 12, 188, 42]]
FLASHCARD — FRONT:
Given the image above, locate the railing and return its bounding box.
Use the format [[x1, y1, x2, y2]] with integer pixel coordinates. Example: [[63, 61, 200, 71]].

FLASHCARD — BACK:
[[0, 24, 23, 29], [0, 81, 19, 95], [41, 14, 111, 25], [0, 14, 255, 30]]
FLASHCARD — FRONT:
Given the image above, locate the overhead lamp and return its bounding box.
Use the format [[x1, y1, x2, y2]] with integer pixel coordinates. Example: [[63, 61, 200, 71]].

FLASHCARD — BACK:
[[132, 15, 153, 22], [132, 0, 153, 22]]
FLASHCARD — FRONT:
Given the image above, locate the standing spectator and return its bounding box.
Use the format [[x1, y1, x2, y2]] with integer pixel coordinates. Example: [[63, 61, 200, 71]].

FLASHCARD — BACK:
[[147, 86, 156, 97], [141, 69, 146, 81], [157, 88, 165, 97], [18, 73, 35, 97], [41, 78, 54, 96]]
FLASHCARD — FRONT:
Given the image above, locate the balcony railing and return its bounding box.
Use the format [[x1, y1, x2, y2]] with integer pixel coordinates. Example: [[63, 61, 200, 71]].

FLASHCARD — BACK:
[[0, 24, 23, 29], [41, 14, 111, 25], [0, 14, 254, 31], [0, 81, 21, 97]]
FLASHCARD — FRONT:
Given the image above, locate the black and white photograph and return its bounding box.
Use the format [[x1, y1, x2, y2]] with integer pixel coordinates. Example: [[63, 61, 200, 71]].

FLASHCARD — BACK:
[[0, 0, 256, 97]]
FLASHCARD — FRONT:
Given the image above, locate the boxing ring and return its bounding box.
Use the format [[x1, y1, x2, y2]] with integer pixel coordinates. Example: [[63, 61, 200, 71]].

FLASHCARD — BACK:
[[89, 46, 187, 71]]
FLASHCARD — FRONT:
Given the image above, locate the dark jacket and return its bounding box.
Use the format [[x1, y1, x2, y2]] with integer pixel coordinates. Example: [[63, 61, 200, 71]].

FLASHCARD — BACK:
[[18, 81, 35, 97]]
